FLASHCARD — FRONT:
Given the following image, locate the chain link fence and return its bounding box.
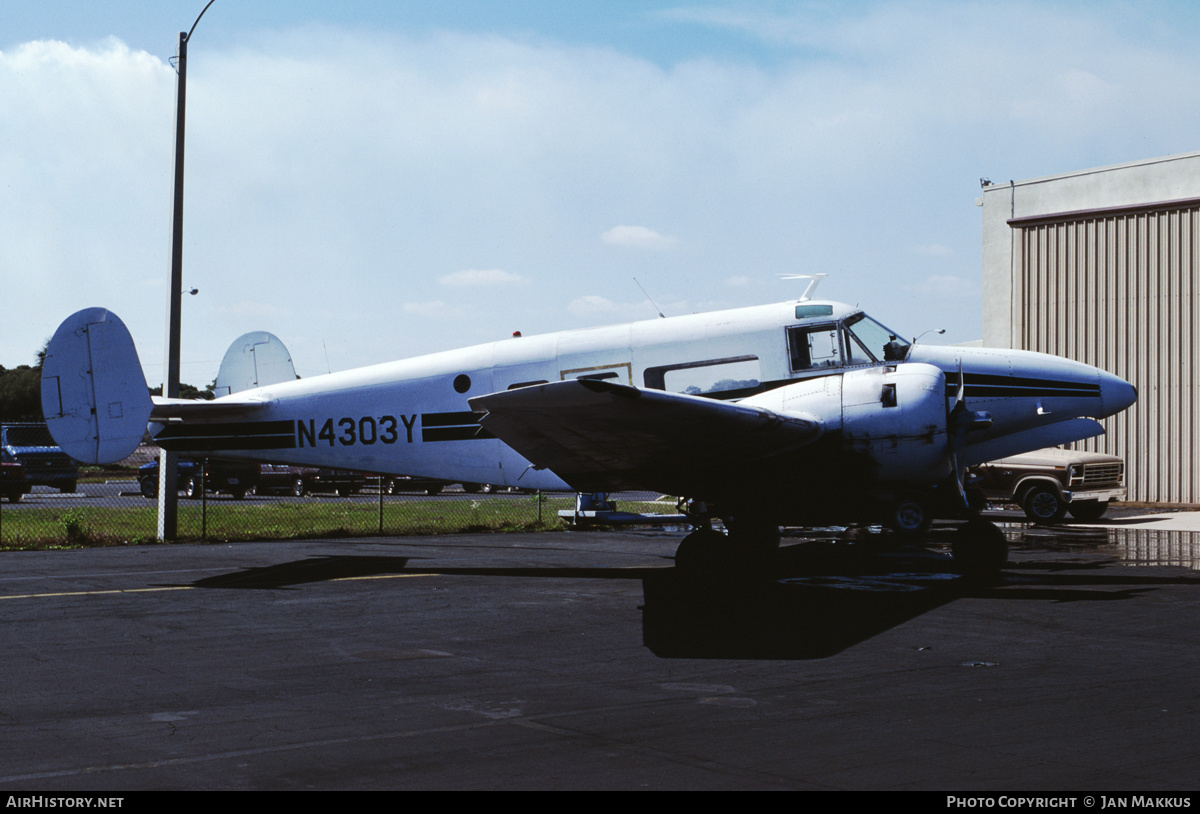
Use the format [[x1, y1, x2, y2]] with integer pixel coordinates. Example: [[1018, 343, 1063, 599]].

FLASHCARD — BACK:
[[0, 446, 674, 549]]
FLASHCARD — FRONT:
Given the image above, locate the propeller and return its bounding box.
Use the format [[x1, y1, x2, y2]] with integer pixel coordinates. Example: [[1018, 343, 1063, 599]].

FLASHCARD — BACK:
[[946, 362, 992, 508]]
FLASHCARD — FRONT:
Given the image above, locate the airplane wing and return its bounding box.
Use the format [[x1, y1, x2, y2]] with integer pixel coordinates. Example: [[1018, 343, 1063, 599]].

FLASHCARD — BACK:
[[469, 379, 823, 494]]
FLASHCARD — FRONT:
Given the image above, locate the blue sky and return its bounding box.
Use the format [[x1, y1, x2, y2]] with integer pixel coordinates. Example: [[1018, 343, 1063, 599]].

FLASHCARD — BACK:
[[4, 1, 1200, 383]]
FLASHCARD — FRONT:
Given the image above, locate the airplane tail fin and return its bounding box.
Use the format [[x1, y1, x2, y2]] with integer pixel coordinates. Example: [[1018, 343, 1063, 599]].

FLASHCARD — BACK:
[[41, 308, 154, 465], [213, 331, 297, 397]]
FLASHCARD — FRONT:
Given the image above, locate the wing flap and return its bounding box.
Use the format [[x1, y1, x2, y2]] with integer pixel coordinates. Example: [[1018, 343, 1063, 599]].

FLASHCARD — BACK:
[[469, 379, 822, 493]]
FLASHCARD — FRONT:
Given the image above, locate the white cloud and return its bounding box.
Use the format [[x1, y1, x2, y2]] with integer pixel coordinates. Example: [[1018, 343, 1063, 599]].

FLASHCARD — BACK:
[[566, 295, 669, 321], [403, 300, 465, 318], [909, 275, 979, 299], [910, 243, 954, 258], [437, 268, 529, 287], [601, 225, 678, 250], [567, 295, 620, 316]]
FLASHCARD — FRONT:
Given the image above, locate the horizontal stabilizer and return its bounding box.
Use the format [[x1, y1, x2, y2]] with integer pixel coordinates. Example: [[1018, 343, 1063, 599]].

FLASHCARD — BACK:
[[213, 331, 296, 397], [41, 308, 153, 464], [151, 394, 274, 420], [470, 379, 822, 493]]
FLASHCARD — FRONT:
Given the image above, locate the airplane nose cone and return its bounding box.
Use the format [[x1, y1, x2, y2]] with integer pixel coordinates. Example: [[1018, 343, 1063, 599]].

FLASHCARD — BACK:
[[1099, 370, 1137, 417]]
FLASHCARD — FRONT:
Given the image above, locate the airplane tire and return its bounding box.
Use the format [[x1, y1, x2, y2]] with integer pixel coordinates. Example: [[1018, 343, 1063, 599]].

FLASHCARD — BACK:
[[1068, 500, 1109, 521], [888, 494, 932, 536], [952, 519, 1008, 576], [674, 528, 729, 574], [723, 513, 781, 562], [1022, 485, 1066, 523]]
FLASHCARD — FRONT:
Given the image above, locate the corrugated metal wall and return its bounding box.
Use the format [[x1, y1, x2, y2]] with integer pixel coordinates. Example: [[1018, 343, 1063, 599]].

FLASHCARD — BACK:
[[1013, 201, 1200, 504]]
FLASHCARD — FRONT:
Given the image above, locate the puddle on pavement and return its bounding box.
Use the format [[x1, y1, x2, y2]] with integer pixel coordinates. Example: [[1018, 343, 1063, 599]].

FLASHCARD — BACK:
[[942, 521, 1200, 569]]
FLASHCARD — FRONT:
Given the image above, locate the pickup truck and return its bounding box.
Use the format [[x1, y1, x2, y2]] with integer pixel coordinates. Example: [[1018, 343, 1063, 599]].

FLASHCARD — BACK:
[[1, 423, 77, 493], [970, 447, 1125, 523]]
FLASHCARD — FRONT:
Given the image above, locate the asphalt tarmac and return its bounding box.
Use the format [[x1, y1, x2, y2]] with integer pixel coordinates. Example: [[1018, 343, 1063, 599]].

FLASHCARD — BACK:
[[1, 513, 1199, 791]]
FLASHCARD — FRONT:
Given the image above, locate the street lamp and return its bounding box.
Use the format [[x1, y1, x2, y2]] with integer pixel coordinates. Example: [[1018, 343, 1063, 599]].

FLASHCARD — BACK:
[[159, 1, 216, 541]]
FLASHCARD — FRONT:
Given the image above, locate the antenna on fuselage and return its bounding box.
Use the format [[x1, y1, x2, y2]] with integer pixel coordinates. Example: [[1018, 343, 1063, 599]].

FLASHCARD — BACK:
[[779, 273, 828, 302], [633, 277, 666, 318]]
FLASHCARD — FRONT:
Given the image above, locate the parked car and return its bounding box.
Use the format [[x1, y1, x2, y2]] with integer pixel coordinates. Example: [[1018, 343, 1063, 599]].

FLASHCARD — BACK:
[[970, 447, 1125, 523], [253, 464, 316, 495], [461, 482, 536, 494], [1, 448, 29, 502], [289, 469, 367, 497], [138, 458, 260, 499], [1, 423, 78, 493], [379, 475, 450, 496]]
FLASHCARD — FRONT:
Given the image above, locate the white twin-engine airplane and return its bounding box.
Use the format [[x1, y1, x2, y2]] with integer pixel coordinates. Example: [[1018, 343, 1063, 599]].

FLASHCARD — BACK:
[[41, 285, 1135, 572]]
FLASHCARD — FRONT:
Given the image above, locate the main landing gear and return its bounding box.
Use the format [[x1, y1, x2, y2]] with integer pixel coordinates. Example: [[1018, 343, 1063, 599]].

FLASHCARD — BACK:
[[950, 518, 1008, 576], [674, 512, 781, 575], [674, 510, 1008, 578]]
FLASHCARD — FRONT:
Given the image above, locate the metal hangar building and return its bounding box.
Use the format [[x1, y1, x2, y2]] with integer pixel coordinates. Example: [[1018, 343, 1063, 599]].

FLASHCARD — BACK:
[[981, 151, 1200, 504]]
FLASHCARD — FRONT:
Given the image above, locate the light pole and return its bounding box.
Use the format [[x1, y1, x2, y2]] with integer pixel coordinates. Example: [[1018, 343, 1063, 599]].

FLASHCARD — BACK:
[[159, 1, 215, 541]]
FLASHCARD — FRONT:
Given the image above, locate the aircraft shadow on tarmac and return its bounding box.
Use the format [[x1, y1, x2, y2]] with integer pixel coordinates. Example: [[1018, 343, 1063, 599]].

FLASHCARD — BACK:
[[640, 546, 1200, 660], [173, 527, 1200, 660], [183, 555, 416, 589]]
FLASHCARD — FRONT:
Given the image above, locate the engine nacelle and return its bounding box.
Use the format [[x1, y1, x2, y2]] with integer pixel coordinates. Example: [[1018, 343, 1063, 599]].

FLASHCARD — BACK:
[[840, 363, 951, 485]]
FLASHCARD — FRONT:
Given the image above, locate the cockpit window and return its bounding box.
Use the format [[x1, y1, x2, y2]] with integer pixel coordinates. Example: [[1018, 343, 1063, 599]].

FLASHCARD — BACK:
[[844, 313, 910, 362]]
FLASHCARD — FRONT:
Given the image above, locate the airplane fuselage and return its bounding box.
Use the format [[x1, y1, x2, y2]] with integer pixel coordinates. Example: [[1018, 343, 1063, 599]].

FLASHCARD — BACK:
[[148, 298, 1136, 513]]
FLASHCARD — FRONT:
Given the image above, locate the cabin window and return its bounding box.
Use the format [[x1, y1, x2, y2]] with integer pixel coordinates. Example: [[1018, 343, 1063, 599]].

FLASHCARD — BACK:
[[643, 356, 761, 398]]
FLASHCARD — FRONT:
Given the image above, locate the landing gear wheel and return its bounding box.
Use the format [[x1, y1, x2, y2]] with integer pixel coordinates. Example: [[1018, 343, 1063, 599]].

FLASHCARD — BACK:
[[724, 514, 781, 557], [1022, 485, 1066, 523], [952, 519, 1008, 576], [1068, 500, 1109, 521], [888, 494, 932, 536], [674, 528, 731, 574]]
